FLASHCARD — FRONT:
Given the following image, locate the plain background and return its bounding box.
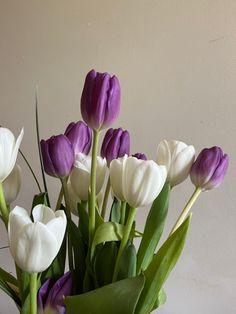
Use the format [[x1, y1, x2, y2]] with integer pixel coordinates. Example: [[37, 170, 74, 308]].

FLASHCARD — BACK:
[[0, 1, 236, 313]]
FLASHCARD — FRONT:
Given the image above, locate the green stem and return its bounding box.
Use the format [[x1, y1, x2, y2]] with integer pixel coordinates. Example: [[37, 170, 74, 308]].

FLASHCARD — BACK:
[[89, 130, 100, 247], [30, 273, 37, 314], [60, 178, 71, 221], [101, 177, 110, 219], [60, 178, 73, 270], [112, 207, 137, 282], [120, 201, 127, 225], [55, 186, 64, 210], [169, 187, 202, 236], [0, 182, 9, 227]]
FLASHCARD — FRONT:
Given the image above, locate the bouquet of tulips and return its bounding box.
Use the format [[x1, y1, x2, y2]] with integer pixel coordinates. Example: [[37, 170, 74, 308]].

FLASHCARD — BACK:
[[0, 69, 229, 314]]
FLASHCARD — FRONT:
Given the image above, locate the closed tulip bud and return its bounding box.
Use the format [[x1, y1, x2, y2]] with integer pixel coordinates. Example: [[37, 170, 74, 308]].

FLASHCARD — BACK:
[[64, 121, 92, 155], [0, 127, 24, 182], [110, 155, 167, 208], [157, 140, 195, 187], [3, 164, 21, 205], [41, 135, 75, 178], [132, 153, 147, 160], [8, 205, 67, 273], [70, 153, 107, 201], [190, 146, 229, 190], [38, 272, 73, 314], [81, 69, 121, 131], [101, 128, 130, 165]]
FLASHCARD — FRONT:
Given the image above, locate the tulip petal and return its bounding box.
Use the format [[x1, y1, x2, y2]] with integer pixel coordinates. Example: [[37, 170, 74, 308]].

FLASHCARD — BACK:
[[32, 204, 56, 224], [11, 222, 58, 273], [46, 211, 67, 250]]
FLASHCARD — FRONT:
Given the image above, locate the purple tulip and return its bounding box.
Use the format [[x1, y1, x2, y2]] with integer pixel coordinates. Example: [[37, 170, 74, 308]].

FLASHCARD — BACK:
[[64, 121, 92, 155], [190, 146, 229, 190], [41, 135, 75, 178], [81, 69, 121, 131], [101, 128, 130, 165], [38, 272, 73, 314], [132, 153, 147, 160]]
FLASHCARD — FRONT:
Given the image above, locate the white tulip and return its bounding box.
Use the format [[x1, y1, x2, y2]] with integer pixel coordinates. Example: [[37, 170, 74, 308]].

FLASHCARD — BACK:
[[156, 140, 195, 187], [110, 155, 167, 208], [8, 205, 67, 273], [70, 153, 107, 201], [3, 164, 21, 204], [0, 128, 24, 182]]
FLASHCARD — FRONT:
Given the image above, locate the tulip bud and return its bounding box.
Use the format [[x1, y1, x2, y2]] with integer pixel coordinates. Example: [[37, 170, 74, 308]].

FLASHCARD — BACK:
[[156, 140, 195, 187], [81, 69, 121, 131], [70, 153, 107, 201], [41, 135, 75, 178], [8, 205, 67, 273], [132, 153, 147, 160], [3, 164, 21, 205], [64, 121, 92, 155], [190, 146, 229, 190], [101, 128, 130, 165], [0, 127, 24, 182], [110, 155, 167, 208], [38, 272, 73, 314]]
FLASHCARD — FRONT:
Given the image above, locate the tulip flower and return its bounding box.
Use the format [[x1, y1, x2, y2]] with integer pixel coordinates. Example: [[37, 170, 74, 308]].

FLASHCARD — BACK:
[[132, 153, 147, 160], [41, 135, 75, 178], [101, 128, 130, 165], [110, 155, 167, 208], [38, 272, 73, 314], [70, 153, 107, 201], [190, 146, 229, 190], [3, 164, 21, 205], [81, 69, 121, 131], [156, 140, 195, 187], [64, 121, 92, 155], [8, 205, 67, 273], [0, 127, 24, 182]]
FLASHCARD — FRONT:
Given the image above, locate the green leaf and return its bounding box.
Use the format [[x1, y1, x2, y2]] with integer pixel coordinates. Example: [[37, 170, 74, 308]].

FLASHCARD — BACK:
[[118, 242, 136, 281], [91, 222, 141, 259], [137, 183, 170, 273], [0, 267, 18, 287], [0, 278, 21, 306], [65, 274, 145, 314], [152, 288, 167, 310], [68, 219, 87, 292], [94, 242, 118, 287], [77, 202, 89, 244], [109, 198, 121, 223], [135, 214, 191, 314], [31, 192, 48, 209]]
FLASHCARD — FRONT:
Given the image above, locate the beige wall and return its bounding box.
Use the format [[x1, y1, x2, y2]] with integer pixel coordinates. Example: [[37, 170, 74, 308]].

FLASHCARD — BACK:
[[1, 1, 236, 313]]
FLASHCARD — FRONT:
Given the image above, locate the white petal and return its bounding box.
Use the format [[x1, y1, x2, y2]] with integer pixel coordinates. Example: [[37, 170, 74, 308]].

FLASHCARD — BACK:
[[156, 140, 171, 172], [10, 222, 58, 273], [110, 155, 128, 202], [70, 166, 90, 201], [3, 164, 21, 204], [46, 210, 67, 249], [96, 157, 107, 194], [0, 128, 15, 181], [32, 204, 55, 224]]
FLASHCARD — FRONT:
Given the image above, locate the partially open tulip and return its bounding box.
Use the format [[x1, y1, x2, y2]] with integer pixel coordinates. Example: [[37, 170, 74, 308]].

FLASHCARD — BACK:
[[101, 128, 130, 165], [64, 121, 92, 155], [132, 153, 147, 160], [70, 153, 107, 201], [8, 205, 67, 273], [190, 146, 229, 190], [0, 127, 24, 182], [156, 140, 195, 187], [41, 135, 75, 178], [3, 164, 21, 205], [81, 69, 121, 131], [110, 155, 167, 208], [38, 272, 73, 314]]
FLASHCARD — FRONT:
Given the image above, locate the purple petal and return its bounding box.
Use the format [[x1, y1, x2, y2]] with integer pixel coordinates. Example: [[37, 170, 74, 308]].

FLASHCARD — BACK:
[[40, 139, 57, 177], [132, 153, 147, 160], [37, 278, 55, 310]]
